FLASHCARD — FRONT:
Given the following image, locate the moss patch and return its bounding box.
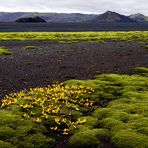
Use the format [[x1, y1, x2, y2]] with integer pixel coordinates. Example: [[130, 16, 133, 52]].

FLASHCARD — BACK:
[[111, 130, 148, 148], [0, 46, 12, 55], [0, 32, 148, 42], [0, 110, 55, 148], [23, 45, 39, 50]]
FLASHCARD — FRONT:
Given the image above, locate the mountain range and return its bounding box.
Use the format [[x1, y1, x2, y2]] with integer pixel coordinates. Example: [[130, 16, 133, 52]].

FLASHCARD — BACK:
[[0, 11, 148, 23]]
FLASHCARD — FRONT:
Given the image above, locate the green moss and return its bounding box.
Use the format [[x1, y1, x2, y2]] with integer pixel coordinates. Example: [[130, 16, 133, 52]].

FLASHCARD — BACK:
[[0, 110, 55, 148], [137, 127, 148, 135], [144, 45, 148, 49], [108, 111, 130, 122], [0, 126, 15, 140], [0, 140, 16, 148], [60, 106, 83, 120], [70, 125, 91, 133], [93, 108, 115, 119], [71, 116, 100, 133], [0, 110, 22, 127], [11, 133, 55, 148], [80, 116, 100, 128], [97, 128, 110, 142], [15, 124, 47, 136], [107, 101, 138, 113], [101, 118, 123, 130], [134, 67, 148, 76], [0, 32, 148, 42], [7, 105, 22, 115], [0, 46, 12, 55], [110, 124, 133, 136], [68, 129, 100, 148], [111, 130, 148, 148], [64, 79, 97, 88], [23, 45, 39, 50], [128, 117, 148, 129]]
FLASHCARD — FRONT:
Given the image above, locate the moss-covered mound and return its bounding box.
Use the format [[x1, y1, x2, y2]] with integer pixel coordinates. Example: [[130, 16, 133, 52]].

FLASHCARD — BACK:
[[0, 110, 55, 148], [66, 67, 148, 148], [0, 67, 148, 148]]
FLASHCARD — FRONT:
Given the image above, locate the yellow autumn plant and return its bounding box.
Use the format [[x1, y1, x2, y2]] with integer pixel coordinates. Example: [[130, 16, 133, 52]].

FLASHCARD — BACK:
[[1, 83, 94, 134]]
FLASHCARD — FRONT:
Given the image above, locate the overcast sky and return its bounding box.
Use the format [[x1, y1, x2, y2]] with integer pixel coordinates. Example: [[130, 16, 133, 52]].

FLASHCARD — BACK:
[[0, 0, 148, 15]]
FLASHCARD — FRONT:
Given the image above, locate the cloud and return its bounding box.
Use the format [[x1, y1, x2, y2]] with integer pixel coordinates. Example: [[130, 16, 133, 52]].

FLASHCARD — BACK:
[[0, 0, 147, 15]]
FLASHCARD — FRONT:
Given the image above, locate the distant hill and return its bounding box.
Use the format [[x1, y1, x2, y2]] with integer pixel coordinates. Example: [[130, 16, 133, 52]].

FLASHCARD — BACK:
[[129, 13, 148, 22], [0, 11, 148, 23], [92, 11, 135, 22], [0, 12, 25, 22], [0, 12, 96, 23], [15, 16, 46, 23]]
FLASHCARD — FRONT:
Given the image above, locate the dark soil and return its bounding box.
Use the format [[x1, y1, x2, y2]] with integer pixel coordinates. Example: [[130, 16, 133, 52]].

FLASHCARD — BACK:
[[0, 41, 148, 98], [1, 22, 148, 32]]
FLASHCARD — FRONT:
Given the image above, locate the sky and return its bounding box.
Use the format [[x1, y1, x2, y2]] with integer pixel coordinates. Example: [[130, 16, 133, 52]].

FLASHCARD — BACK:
[[0, 0, 148, 15]]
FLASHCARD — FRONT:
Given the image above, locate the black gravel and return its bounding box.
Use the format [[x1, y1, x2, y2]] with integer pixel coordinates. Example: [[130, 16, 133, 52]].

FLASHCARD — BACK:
[[0, 41, 148, 98]]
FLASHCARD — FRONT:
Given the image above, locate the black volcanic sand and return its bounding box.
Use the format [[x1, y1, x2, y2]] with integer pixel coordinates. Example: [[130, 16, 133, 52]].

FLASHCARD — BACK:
[[0, 41, 148, 98], [1, 22, 148, 32]]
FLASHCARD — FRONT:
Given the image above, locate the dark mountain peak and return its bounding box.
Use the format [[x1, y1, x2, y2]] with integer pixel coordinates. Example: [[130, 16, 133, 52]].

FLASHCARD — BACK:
[[15, 16, 46, 23], [103, 11, 121, 16], [92, 11, 135, 22], [105, 10, 115, 14]]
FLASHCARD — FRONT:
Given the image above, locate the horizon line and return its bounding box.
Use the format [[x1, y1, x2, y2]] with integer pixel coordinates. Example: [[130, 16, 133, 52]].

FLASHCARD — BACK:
[[0, 11, 146, 16]]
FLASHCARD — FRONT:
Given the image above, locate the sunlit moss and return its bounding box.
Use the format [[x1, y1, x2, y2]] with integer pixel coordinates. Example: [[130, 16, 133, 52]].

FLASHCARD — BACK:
[[0, 140, 16, 148], [0, 46, 12, 55], [0, 110, 55, 148], [23, 45, 39, 50], [0, 32, 148, 42], [111, 130, 148, 148], [69, 128, 110, 148]]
